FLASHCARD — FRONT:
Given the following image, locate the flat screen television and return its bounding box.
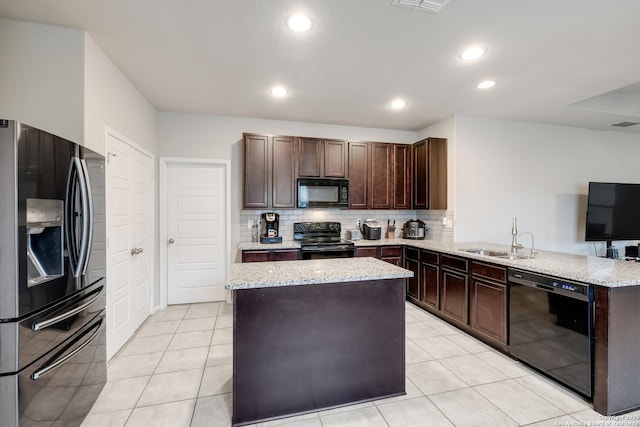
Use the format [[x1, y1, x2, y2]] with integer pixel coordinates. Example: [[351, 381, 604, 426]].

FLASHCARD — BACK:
[[585, 182, 640, 242]]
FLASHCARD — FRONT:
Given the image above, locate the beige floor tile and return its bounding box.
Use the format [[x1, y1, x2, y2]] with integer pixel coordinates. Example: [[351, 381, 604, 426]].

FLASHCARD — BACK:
[[318, 401, 374, 416], [146, 307, 188, 323], [125, 399, 195, 427], [376, 396, 454, 427], [373, 376, 423, 406], [137, 369, 202, 406], [406, 360, 468, 396], [155, 347, 209, 374], [206, 343, 233, 367], [191, 394, 233, 427], [217, 303, 233, 316], [524, 415, 582, 427], [108, 352, 163, 380], [405, 321, 441, 339], [120, 334, 173, 357], [257, 412, 321, 426], [320, 406, 388, 427], [90, 376, 150, 413], [199, 364, 233, 397], [185, 302, 222, 319], [405, 339, 434, 364], [211, 327, 233, 345], [81, 409, 131, 427], [215, 315, 234, 329], [440, 354, 509, 386], [167, 330, 213, 350], [430, 388, 518, 426], [135, 320, 181, 337], [475, 350, 533, 379], [474, 379, 565, 424], [177, 316, 216, 333], [445, 332, 492, 353], [413, 335, 469, 359], [515, 374, 592, 413]]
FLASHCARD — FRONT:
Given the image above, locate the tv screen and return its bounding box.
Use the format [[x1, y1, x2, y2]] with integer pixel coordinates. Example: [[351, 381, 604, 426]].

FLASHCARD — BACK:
[[585, 182, 640, 241]]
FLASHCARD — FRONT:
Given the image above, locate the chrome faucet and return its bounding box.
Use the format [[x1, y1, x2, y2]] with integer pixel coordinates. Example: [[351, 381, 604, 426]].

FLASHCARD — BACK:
[[511, 217, 536, 258]]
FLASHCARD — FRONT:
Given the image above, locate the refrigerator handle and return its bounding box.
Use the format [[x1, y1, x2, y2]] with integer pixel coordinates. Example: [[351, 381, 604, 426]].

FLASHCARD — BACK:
[[79, 158, 94, 275], [65, 158, 81, 277]]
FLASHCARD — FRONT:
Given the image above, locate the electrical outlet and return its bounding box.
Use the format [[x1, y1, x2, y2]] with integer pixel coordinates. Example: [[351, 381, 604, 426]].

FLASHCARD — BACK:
[[442, 218, 448, 226], [248, 219, 253, 229], [356, 219, 362, 228]]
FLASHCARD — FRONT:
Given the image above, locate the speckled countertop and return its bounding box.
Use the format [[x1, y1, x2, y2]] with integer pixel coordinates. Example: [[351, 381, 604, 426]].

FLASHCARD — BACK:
[[237, 238, 640, 288], [238, 241, 301, 250], [226, 257, 413, 290]]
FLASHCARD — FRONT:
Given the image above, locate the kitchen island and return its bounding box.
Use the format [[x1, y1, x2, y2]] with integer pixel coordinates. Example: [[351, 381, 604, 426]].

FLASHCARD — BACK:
[[226, 257, 413, 426]]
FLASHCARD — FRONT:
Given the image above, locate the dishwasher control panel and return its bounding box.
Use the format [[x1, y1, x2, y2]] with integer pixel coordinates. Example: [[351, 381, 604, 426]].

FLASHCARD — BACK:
[[509, 269, 591, 300]]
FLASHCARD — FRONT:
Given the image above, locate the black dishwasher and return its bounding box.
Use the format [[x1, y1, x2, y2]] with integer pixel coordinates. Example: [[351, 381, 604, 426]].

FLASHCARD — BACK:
[[508, 269, 593, 398]]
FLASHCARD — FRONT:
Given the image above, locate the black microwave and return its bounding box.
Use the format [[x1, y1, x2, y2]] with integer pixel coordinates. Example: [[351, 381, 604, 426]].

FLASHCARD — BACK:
[[297, 178, 349, 208]]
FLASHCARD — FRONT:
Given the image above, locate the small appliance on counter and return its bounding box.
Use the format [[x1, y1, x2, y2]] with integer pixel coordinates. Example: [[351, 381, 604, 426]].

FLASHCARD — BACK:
[[260, 212, 282, 243], [348, 229, 362, 240], [403, 219, 428, 240], [362, 219, 382, 240]]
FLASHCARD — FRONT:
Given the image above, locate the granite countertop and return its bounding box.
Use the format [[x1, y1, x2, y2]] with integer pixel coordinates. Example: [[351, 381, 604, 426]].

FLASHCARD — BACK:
[[236, 238, 640, 288], [238, 241, 301, 250], [226, 257, 413, 290]]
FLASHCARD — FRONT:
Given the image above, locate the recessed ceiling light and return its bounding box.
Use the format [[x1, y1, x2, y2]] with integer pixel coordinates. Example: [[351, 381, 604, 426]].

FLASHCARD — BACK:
[[477, 80, 496, 89], [271, 86, 288, 98], [390, 99, 406, 110], [460, 46, 487, 61], [286, 14, 312, 32]]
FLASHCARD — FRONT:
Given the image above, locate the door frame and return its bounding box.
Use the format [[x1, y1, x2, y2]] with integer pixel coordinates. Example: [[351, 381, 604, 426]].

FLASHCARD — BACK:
[[105, 126, 155, 359], [159, 157, 231, 309]]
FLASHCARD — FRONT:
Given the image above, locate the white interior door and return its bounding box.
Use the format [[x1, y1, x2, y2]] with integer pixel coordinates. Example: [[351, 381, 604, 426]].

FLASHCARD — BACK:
[[164, 160, 228, 304], [106, 129, 154, 359]]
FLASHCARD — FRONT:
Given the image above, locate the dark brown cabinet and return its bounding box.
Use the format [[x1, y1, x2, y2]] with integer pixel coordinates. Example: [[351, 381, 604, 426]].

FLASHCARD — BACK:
[[470, 261, 508, 344], [413, 137, 447, 210], [242, 249, 300, 263], [355, 247, 378, 258], [355, 245, 403, 266], [370, 143, 393, 209], [439, 254, 469, 325], [420, 250, 440, 309], [393, 144, 412, 209], [243, 133, 296, 209], [348, 142, 370, 209], [298, 138, 346, 178], [404, 247, 420, 300]]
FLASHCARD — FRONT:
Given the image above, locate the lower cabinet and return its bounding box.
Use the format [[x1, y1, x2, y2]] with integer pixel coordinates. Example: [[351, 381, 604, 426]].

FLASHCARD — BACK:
[[242, 249, 300, 262], [469, 261, 508, 344], [439, 255, 470, 325], [356, 245, 403, 266], [420, 250, 439, 309]]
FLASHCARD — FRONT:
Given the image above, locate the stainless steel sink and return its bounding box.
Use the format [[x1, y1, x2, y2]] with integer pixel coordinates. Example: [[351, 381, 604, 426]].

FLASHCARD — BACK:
[[460, 248, 530, 259]]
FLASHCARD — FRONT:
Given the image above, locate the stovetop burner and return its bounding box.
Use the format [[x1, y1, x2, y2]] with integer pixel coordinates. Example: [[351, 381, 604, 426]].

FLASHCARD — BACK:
[[294, 222, 354, 247]]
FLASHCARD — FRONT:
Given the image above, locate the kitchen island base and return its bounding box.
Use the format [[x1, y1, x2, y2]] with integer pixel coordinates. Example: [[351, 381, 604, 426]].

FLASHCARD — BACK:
[[232, 278, 405, 426]]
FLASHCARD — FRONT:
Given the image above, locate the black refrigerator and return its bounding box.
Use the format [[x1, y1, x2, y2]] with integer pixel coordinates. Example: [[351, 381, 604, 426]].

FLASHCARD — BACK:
[[0, 120, 106, 426]]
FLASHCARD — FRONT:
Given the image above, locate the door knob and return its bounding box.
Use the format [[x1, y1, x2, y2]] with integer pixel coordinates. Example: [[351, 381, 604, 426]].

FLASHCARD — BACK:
[[168, 238, 175, 244], [131, 247, 143, 255], [131, 248, 137, 256]]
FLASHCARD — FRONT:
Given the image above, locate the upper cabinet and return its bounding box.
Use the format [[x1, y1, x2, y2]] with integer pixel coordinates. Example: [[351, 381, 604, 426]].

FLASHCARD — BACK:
[[243, 133, 296, 209], [298, 138, 346, 178], [347, 142, 369, 209], [413, 137, 447, 210]]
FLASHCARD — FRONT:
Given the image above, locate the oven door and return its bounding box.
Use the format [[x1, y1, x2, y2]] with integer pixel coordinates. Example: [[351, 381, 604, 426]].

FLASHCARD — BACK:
[[301, 245, 355, 260]]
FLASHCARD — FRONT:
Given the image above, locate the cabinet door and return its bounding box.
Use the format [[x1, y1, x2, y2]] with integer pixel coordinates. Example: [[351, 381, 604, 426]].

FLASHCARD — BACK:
[[470, 278, 507, 344], [421, 262, 439, 309], [272, 249, 300, 261], [405, 257, 420, 300], [355, 247, 378, 258], [242, 250, 271, 263], [298, 137, 322, 177], [323, 139, 346, 178], [393, 144, 411, 209], [272, 136, 296, 208], [380, 246, 402, 266], [413, 139, 428, 209], [441, 269, 469, 325], [429, 138, 447, 210], [243, 134, 269, 208], [348, 142, 369, 209], [370, 143, 393, 209]]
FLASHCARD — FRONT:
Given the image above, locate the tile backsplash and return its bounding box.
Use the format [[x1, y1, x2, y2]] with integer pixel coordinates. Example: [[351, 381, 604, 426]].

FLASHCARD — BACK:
[[239, 209, 454, 243]]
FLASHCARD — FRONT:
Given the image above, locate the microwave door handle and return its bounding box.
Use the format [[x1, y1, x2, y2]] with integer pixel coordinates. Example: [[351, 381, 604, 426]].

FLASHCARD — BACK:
[[65, 158, 81, 277], [78, 159, 93, 275]]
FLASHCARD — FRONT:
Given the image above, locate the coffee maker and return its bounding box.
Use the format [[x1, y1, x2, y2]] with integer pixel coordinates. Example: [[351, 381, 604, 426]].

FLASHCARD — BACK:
[[260, 212, 282, 243]]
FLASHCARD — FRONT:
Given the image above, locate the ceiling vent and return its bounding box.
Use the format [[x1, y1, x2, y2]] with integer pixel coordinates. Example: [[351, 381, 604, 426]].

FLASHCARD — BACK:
[[391, 0, 451, 13], [611, 121, 640, 128]]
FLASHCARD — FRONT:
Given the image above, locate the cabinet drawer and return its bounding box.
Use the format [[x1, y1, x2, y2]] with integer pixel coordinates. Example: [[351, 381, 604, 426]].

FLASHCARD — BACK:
[[356, 247, 378, 258], [380, 246, 402, 257], [405, 247, 420, 260], [471, 261, 507, 283], [441, 254, 469, 272], [273, 250, 300, 261], [242, 251, 271, 263], [421, 250, 439, 264]]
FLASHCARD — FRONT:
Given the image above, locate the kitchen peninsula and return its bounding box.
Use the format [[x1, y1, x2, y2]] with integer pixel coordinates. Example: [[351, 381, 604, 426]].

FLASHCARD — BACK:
[[226, 257, 413, 426]]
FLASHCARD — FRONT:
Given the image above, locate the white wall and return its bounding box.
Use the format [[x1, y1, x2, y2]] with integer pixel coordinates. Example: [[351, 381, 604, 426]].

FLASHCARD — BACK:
[[453, 115, 640, 255], [84, 34, 156, 155], [155, 112, 418, 264], [0, 19, 84, 143]]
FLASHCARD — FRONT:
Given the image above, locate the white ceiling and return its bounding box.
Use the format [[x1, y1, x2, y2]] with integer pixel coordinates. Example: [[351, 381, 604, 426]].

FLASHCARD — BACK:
[[2, 0, 640, 133]]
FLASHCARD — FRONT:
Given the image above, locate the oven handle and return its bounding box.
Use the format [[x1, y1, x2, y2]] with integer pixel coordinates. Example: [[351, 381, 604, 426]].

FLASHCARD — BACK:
[[31, 287, 103, 331], [31, 318, 103, 380], [301, 245, 355, 252]]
